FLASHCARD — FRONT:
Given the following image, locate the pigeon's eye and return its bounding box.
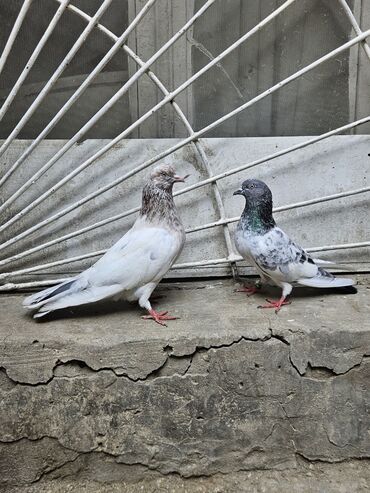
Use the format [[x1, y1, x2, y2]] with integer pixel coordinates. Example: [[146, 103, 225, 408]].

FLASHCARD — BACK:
[[250, 184, 255, 189]]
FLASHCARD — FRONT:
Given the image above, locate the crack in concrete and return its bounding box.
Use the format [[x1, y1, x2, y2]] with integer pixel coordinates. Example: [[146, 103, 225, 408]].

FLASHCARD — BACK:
[[186, 35, 245, 100], [289, 354, 370, 379], [1, 331, 368, 388], [0, 332, 274, 387], [31, 452, 81, 485], [295, 451, 370, 464]]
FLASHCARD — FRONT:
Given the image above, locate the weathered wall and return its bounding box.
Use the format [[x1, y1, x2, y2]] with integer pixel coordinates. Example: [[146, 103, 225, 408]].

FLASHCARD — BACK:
[[1, 136, 369, 284]]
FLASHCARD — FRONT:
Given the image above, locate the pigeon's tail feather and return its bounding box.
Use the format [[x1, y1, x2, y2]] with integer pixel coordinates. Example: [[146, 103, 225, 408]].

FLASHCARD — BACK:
[[297, 273, 355, 289], [23, 279, 77, 309], [312, 258, 352, 271], [31, 284, 123, 318], [33, 310, 51, 319]]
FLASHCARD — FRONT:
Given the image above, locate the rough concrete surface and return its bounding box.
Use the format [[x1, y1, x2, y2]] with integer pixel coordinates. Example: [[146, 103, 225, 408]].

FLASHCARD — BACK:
[[0, 276, 369, 491]]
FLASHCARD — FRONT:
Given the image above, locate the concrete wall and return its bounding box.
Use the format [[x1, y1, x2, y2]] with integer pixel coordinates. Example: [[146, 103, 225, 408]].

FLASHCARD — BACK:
[[0, 135, 369, 283]]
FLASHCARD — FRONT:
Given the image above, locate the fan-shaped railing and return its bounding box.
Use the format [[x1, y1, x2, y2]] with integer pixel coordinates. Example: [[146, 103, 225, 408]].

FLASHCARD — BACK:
[[0, 0, 369, 290]]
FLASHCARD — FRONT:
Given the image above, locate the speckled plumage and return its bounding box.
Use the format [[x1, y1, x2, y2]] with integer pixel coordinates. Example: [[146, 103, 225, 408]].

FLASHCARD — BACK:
[[233, 179, 355, 310]]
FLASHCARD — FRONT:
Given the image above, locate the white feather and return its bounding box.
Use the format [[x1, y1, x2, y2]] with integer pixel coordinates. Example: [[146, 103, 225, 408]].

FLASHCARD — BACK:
[[296, 276, 354, 288], [24, 209, 184, 318]]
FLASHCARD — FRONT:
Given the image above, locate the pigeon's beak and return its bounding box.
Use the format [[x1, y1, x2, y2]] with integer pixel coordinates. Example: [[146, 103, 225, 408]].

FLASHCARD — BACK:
[[233, 189, 243, 196], [173, 174, 189, 183]]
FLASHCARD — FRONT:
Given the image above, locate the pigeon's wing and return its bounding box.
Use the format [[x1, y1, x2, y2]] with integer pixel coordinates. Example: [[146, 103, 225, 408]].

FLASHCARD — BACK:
[[252, 228, 355, 288], [87, 225, 183, 290], [251, 227, 319, 283], [26, 226, 183, 317]]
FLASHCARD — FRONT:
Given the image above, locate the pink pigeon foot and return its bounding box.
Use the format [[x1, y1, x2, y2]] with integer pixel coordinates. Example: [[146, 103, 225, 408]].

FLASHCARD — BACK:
[[235, 285, 259, 296], [258, 297, 291, 313], [142, 309, 178, 326]]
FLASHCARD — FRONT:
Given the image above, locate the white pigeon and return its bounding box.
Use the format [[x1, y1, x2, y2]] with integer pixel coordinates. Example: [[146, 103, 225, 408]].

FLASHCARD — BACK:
[[233, 179, 355, 312], [23, 164, 188, 325]]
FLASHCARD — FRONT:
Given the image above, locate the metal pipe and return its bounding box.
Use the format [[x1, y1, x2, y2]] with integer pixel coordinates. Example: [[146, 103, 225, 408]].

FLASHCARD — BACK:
[[0, 116, 368, 257], [0, 0, 70, 124], [1, 26, 367, 241], [0, 0, 215, 215], [0, 0, 158, 189], [1, 186, 368, 279], [0, 0, 114, 163], [1, 238, 368, 286], [187, 185, 370, 233], [0, 0, 33, 77], [338, 0, 370, 61]]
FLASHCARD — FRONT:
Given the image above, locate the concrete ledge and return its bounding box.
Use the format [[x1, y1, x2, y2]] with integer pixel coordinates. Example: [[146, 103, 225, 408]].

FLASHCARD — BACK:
[[0, 277, 369, 489]]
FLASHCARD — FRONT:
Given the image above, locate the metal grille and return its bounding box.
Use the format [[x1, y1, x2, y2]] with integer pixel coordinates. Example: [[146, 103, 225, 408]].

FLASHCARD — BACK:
[[0, 0, 369, 290]]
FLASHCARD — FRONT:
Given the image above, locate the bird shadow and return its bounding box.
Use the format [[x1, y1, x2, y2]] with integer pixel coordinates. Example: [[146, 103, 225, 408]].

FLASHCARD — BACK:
[[26, 283, 358, 323], [246, 284, 358, 301], [29, 299, 141, 323]]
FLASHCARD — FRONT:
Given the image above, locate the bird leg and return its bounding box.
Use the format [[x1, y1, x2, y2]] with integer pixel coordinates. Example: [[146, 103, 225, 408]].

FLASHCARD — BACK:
[[235, 279, 262, 297], [258, 296, 291, 313], [142, 309, 178, 326]]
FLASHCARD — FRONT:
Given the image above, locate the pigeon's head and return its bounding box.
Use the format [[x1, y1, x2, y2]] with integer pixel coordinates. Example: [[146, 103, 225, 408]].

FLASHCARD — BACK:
[[149, 164, 189, 191], [233, 179, 272, 203]]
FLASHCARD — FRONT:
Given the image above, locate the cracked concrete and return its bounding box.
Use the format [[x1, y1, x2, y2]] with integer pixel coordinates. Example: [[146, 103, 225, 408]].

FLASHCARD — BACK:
[[0, 277, 369, 489]]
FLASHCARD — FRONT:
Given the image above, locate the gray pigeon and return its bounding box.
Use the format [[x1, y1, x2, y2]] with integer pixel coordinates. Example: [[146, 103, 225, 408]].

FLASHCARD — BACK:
[[233, 179, 355, 312], [23, 164, 188, 325]]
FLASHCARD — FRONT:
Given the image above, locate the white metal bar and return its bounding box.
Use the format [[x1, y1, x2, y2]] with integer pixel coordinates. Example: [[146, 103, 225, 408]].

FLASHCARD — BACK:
[[0, 0, 114, 161], [0, 0, 70, 124], [124, 45, 237, 268], [1, 185, 368, 279], [175, 116, 370, 197], [0, 0, 215, 210], [0, 115, 368, 256], [338, 0, 370, 61], [0, 0, 158, 189], [173, 242, 370, 268], [0, 278, 72, 292], [2, 27, 368, 248], [0, 241, 370, 291], [3, 25, 368, 240], [0, 0, 291, 222], [307, 242, 370, 253], [193, 140, 238, 275], [54, 3, 237, 271], [0, 49, 197, 267], [186, 185, 370, 233], [0, 251, 105, 281], [0, 0, 33, 77]]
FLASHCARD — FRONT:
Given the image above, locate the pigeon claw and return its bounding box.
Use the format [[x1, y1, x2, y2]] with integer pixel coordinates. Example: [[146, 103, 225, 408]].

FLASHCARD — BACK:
[[234, 285, 259, 296], [142, 309, 178, 326], [258, 297, 291, 313]]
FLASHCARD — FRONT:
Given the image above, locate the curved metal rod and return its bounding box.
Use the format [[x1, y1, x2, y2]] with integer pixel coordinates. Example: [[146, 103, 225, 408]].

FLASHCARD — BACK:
[[0, 240, 368, 290], [1, 27, 368, 243], [0, 0, 71, 124], [0, 0, 235, 271], [0, 0, 216, 214], [65, 1, 237, 270], [0, 0, 158, 190], [338, 0, 370, 60], [0, 0, 114, 162], [1, 185, 368, 279], [0, 114, 368, 257], [0, 0, 33, 76]]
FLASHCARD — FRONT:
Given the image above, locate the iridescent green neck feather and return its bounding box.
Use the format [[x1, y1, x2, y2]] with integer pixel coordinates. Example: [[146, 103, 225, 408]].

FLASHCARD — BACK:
[[240, 195, 275, 235]]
